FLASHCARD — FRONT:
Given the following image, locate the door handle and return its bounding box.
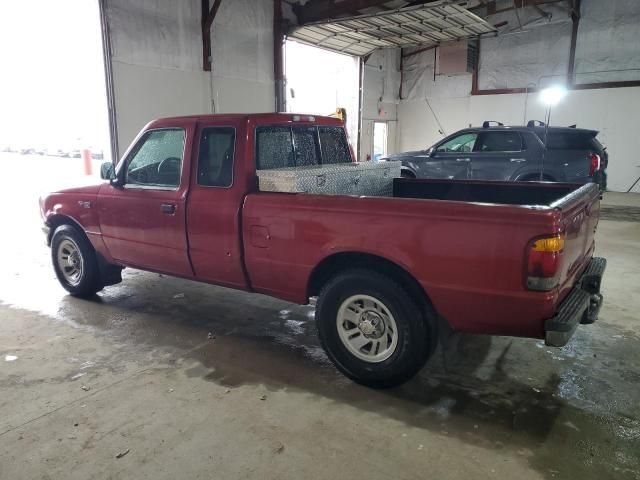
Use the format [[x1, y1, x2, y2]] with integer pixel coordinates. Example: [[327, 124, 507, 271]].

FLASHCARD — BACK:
[[160, 203, 176, 214], [456, 158, 471, 162], [510, 158, 526, 163]]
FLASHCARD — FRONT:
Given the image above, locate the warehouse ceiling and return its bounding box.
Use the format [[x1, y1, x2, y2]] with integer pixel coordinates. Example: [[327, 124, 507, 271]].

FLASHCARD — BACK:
[[287, 1, 496, 56]]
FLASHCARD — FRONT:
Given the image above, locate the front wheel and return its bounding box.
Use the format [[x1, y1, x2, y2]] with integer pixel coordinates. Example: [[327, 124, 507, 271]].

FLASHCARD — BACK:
[[316, 269, 436, 388], [51, 225, 103, 297]]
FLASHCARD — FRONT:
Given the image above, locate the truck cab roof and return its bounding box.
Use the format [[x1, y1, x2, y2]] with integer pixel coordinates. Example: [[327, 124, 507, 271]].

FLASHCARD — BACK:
[[148, 113, 345, 128]]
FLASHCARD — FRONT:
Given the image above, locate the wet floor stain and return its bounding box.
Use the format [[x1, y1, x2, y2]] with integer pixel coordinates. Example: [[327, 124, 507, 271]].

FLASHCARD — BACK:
[[3, 265, 639, 480], [600, 205, 640, 223]]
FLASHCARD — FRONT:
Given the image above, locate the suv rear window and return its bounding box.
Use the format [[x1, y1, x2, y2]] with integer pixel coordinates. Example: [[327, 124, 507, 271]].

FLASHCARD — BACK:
[[535, 132, 599, 150]]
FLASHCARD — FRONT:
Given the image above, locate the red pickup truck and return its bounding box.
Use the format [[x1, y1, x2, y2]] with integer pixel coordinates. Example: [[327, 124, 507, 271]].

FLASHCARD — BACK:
[[40, 113, 606, 388]]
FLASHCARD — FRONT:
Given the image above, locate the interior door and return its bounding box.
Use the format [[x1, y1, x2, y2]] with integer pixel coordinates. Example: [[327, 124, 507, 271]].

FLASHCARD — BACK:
[[425, 132, 478, 179], [372, 122, 387, 161], [98, 126, 193, 277], [470, 131, 529, 180]]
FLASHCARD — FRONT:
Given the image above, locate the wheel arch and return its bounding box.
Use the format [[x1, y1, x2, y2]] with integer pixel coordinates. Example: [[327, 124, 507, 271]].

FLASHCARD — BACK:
[[307, 252, 437, 320], [48, 214, 123, 287], [400, 166, 416, 178], [46, 214, 87, 245]]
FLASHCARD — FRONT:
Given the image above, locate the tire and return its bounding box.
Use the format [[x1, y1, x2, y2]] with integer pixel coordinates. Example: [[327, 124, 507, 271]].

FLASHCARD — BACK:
[[51, 224, 103, 297], [316, 269, 435, 388]]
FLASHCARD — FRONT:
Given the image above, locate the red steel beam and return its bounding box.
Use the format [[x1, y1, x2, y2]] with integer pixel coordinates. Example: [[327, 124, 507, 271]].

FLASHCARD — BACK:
[[204, 0, 223, 33], [471, 35, 480, 95], [202, 0, 223, 71], [401, 44, 438, 59], [567, 0, 581, 84], [274, 0, 286, 112], [473, 80, 640, 95]]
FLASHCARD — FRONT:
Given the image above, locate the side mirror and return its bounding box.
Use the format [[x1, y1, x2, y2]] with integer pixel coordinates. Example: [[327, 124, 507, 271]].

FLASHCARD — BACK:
[[428, 148, 436, 157], [100, 162, 115, 180]]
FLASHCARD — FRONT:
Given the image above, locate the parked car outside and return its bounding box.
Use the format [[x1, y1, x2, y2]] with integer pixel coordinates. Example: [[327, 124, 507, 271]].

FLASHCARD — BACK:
[[383, 123, 608, 190]]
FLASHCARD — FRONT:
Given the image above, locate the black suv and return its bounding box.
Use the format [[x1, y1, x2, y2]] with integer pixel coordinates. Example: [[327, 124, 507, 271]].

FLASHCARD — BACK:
[[385, 121, 608, 190]]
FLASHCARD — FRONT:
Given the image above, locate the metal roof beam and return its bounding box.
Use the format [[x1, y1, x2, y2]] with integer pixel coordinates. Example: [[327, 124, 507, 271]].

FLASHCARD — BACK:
[[296, 0, 395, 24]]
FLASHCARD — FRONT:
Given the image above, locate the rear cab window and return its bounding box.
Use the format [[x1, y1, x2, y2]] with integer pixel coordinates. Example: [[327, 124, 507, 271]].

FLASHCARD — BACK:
[[256, 125, 351, 170]]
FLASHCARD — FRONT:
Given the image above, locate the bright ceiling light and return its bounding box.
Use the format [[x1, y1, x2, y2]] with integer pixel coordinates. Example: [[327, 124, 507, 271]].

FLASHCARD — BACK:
[[539, 85, 568, 107]]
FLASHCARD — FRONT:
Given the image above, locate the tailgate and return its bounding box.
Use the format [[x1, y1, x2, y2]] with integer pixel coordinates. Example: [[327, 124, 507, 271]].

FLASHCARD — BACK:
[[553, 184, 601, 301]]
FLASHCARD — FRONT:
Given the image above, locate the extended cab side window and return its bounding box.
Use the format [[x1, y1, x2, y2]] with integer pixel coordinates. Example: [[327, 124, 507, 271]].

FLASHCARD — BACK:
[[319, 126, 351, 164], [197, 127, 235, 187], [435, 133, 478, 153], [125, 129, 185, 188], [476, 132, 523, 152]]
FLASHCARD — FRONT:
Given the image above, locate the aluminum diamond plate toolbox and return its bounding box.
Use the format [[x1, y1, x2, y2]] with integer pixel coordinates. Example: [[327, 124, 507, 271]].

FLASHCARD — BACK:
[[257, 161, 401, 196]]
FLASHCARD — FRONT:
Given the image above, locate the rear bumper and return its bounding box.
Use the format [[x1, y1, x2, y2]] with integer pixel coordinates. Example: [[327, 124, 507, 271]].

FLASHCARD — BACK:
[[592, 170, 607, 191], [545, 257, 606, 347]]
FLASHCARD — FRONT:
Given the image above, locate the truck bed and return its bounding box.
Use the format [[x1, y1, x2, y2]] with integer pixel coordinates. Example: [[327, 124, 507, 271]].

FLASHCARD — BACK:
[[393, 177, 584, 206], [242, 179, 600, 339]]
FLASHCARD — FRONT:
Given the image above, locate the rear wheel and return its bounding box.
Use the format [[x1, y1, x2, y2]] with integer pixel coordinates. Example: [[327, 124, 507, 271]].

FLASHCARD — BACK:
[[316, 269, 435, 388], [51, 225, 104, 297]]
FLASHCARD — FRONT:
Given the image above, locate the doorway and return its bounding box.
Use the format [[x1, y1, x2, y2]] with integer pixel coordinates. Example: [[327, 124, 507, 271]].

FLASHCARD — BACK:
[[285, 40, 360, 157], [372, 122, 388, 161]]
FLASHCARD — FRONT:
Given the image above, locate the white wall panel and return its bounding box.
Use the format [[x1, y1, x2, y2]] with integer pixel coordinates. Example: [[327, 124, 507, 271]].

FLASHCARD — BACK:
[[574, 0, 640, 84], [108, 0, 202, 71], [105, 0, 275, 156], [479, 22, 572, 90], [210, 0, 274, 112], [361, 50, 399, 160], [111, 62, 210, 151]]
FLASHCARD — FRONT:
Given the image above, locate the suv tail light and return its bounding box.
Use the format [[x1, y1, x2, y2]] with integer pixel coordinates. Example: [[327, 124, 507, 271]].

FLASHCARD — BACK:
[[589, 153, 601, 176], [526, 234, 565, 291]]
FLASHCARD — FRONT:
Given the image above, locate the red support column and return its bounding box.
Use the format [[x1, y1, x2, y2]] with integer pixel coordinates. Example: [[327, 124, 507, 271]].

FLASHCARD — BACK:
[[82, 149, 93, 176]]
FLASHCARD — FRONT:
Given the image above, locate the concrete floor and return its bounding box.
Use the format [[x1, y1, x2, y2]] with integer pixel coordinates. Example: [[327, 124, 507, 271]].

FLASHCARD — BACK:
[[1, 155, 639, 479]]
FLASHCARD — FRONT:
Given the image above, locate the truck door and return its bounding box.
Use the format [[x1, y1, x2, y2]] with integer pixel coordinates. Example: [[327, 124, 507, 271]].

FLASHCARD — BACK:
[[185, 120, 248, 289], [425, 132, 478, 179], [97, 126, 193, 277], [470, 131, 529, 180]]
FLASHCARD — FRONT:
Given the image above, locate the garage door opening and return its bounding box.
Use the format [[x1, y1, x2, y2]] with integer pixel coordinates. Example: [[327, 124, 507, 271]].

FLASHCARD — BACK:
[[0, 0, 111, 196], [285, 40, 360, 157]]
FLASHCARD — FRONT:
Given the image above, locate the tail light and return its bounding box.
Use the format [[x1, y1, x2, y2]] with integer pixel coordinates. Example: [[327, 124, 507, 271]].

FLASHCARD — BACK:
[[526, 234, 565, 291], [589, 153, 601, 176]]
